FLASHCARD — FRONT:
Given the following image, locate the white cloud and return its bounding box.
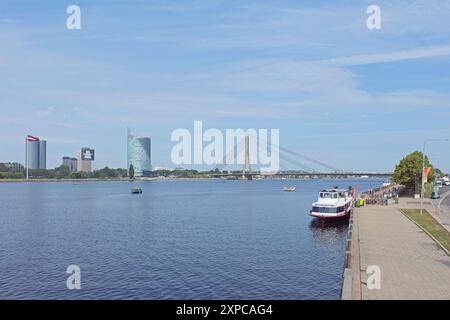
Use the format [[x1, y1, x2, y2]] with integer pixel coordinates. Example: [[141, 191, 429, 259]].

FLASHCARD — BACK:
[[326, 45, 450, 66]]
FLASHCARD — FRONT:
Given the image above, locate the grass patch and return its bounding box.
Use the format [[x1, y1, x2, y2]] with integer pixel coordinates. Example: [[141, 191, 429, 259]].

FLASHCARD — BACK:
[[401, 209, 450, 252]]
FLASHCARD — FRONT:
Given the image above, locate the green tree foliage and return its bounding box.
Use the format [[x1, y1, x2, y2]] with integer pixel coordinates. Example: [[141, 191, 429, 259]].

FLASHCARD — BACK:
[[0, 163, 25, 179], [393, 151, 436, 194], [55, 165, 71, 179], [94, 166, 118, 178], [152, 169, 199, 178], [0, 164, 129, 180], [70, 171, 88, 179], [129, 164, 135, 179], [0, 172, 24, 179]]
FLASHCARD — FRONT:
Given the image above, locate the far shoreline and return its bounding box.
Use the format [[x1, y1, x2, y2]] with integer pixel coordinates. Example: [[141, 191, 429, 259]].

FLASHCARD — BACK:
[[0, 176, 385, 183], [0, 177, 225, 183]]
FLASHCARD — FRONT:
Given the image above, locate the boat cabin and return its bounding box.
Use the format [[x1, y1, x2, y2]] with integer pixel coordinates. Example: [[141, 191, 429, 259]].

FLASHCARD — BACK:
[[318, 189, 349, 199]]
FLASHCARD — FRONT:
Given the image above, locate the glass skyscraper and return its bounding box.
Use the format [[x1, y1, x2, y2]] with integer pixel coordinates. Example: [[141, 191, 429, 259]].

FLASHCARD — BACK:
[[26, 136, 46, 169], [127, 129, 152, 177]]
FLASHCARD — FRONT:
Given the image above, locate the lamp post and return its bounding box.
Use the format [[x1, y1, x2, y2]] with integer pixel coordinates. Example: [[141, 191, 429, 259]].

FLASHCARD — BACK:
[[421, 138, 448, 215]]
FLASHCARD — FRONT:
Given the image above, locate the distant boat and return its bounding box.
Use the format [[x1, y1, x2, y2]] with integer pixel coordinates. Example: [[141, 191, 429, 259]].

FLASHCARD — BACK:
[[131, 188, 142, 194], [283, 186, 296, 192]]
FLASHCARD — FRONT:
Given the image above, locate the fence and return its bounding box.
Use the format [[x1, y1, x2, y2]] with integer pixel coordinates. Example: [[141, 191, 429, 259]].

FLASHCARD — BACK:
[[361, 184, 404, 205]]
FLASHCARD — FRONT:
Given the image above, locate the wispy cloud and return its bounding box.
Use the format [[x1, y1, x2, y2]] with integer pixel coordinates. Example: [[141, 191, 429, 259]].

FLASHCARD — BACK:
[[326, 45, 450, 66], [1, 0, 450, 170]]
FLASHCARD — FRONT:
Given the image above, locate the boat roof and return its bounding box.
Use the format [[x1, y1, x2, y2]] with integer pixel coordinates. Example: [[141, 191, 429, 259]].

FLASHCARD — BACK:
[[320, 189, 349, 192]]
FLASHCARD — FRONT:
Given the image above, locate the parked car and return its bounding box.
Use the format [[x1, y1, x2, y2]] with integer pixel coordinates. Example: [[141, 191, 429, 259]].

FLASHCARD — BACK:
[[430, 192, 440, 199], [445, 181, 450, 186]]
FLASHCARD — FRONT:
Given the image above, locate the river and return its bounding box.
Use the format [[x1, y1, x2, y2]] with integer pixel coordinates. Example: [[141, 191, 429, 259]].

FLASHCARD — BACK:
[[0, 178, 384, 299]]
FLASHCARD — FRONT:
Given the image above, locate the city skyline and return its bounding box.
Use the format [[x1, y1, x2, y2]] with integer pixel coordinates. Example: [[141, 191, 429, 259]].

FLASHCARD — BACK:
[[1, 1, 450, 304], [0, 1, 449, 171]]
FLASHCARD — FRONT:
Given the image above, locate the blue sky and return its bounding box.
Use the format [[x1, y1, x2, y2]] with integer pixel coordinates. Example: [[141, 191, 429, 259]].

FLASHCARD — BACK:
[[1, 0, 449, 172]]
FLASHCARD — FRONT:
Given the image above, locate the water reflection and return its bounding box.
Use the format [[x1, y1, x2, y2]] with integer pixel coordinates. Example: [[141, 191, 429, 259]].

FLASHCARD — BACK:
[[308, 218, 348, 240], [309, 218, 348, 229]]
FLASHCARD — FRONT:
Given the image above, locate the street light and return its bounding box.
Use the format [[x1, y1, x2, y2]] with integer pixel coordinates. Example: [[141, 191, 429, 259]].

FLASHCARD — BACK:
[[421, 138, 448, 215]]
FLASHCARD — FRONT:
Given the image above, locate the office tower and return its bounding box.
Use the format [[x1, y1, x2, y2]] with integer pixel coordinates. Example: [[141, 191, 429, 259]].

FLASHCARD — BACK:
[[39, 140, 47, 169], [127, 129, 151, 177], [70, 157, 78, 172], [25, 135, 47, 170], [62, 157, 78, 173], [77, 148, 95, 173], [62, 157, 70, 169]]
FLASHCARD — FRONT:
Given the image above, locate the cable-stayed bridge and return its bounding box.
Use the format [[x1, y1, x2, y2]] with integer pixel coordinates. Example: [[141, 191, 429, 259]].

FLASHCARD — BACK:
[[209, 136, 392, 179]]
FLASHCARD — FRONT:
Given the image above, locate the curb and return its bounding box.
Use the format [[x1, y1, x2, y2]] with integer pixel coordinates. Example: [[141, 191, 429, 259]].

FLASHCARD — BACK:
[[399, 209, 450, 257], [340, 209, 354, 300]]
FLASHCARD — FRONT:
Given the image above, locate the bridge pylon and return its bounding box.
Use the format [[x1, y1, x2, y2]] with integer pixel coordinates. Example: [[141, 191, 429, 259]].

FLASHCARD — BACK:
[[242, 135, 252, 180]]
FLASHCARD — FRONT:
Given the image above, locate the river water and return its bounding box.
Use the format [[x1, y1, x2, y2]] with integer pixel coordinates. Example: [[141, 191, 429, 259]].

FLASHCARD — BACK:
[[0, 178, 383, 299]]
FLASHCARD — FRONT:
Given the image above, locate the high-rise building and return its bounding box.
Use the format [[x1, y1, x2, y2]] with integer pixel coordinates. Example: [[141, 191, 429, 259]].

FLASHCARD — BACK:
[[0, 162, 24, 172], [39, 140, 47, 169], [127, 129, 151, 177], [77, 148, 95, 173], [25, 135, 47, 169], [62, 157, 78, 173]]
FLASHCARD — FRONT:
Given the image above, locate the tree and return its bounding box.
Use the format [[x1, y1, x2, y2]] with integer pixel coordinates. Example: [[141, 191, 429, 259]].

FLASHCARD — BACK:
[[435, 168, 443, 177], [54, 165, 71, 179], [393, 151, 436, 194], [129, 164, 135, 179], [116, 168, 128, 178]]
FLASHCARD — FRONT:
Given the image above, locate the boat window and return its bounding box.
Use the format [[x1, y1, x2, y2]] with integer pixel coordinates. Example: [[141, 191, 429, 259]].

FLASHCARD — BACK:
[[319, 192, 324, 198], [312, 206, 338, 213], [333, 193, 338, 199]]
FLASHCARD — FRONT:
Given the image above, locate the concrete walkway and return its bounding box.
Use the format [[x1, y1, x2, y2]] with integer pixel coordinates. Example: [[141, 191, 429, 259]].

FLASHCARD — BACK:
[[353, 200, 450, 299]]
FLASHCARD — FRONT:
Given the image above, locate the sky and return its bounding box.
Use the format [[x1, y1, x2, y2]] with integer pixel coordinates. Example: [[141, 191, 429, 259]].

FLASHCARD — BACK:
[[0, 0, 449, 172]]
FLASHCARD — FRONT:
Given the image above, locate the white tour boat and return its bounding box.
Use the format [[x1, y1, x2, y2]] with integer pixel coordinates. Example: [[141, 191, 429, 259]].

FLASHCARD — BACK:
[[309, 188, 353, 220]]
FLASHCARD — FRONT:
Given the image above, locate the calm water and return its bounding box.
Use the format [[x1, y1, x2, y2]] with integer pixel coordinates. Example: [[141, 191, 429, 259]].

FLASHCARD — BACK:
[[0, 179, 383, 300]]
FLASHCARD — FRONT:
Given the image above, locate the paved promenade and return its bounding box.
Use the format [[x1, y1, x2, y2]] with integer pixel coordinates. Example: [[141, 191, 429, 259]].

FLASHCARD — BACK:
[[353, 199, 450, 299]]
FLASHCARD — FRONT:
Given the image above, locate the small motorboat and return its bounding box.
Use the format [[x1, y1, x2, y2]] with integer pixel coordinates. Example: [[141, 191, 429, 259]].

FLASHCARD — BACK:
[[131, 188, 142, 194], [283, 186, 296, 192]]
